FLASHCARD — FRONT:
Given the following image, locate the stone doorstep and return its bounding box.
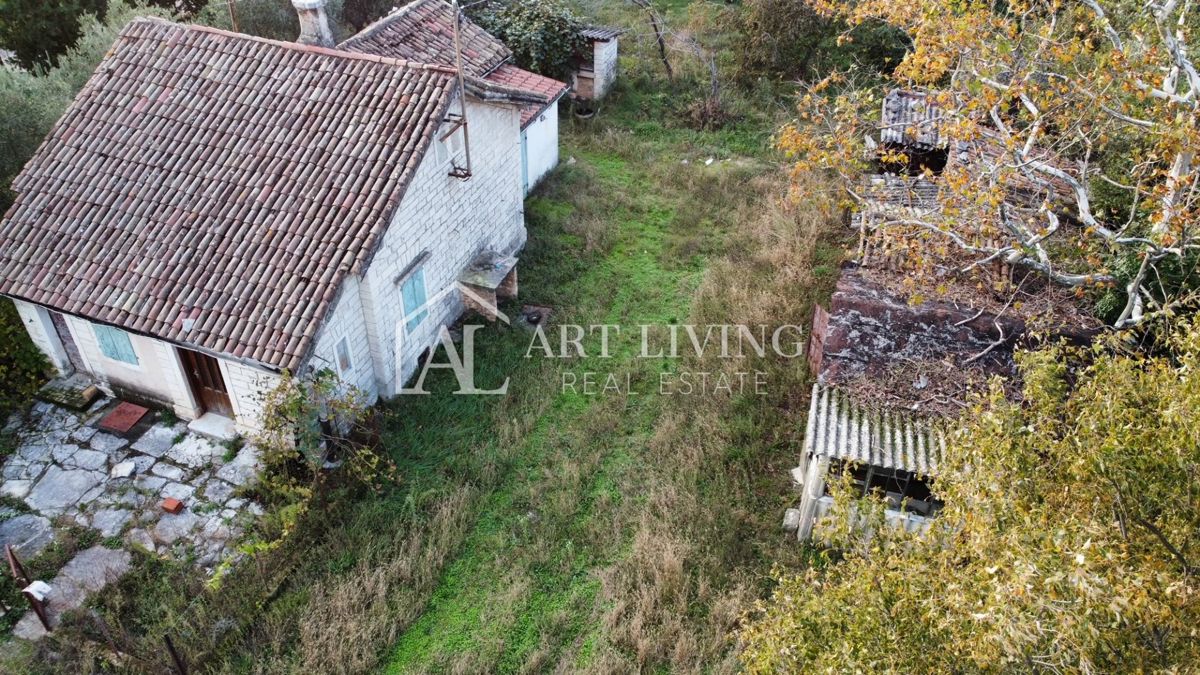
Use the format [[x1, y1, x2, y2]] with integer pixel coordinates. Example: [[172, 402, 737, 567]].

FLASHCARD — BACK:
[[186, 413, 237, 443]]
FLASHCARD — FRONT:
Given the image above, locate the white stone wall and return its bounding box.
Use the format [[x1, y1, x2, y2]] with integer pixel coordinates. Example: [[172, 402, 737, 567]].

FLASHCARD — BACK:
[[11, 300, 70, 374], [217, 358, 282, 434], [60, 313, 200, 419], [353, 93, 526, 396], [307, 275, 378, 401], [593, 39, 619, 99], [523, 101, 560, 192]]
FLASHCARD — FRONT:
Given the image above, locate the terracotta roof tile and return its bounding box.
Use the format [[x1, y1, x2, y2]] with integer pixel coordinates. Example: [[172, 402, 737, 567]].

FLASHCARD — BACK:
[[484, 64, 568, 128], [339, 0, 510, 77], [0, 18, 457, 371]]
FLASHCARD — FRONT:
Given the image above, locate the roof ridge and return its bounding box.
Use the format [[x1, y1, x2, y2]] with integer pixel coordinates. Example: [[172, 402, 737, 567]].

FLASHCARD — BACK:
[[337, 0, 437, 48], [130, 16, 459, 76]]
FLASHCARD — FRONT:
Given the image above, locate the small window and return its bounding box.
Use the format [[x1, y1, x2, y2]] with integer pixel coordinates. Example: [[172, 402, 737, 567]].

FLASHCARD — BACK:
[[93, 324, 139, 365], [401, 267, 429, 333], [335, 336, 353, 376]]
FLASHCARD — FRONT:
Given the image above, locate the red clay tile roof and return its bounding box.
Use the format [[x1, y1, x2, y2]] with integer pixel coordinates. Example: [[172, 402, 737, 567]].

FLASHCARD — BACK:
[[0, 18, 458, 371], [339, 0, 510, 77], [484, 64, 568, 128]]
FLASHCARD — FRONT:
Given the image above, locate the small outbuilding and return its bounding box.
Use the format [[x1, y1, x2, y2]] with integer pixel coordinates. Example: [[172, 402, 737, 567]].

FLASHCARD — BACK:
[[572, 26, 623, 101], [792, 383, 945, 541]]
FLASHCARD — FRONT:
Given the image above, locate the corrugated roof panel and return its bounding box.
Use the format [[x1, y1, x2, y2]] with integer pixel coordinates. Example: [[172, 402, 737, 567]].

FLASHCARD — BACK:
[[802, 383, 943, 475]]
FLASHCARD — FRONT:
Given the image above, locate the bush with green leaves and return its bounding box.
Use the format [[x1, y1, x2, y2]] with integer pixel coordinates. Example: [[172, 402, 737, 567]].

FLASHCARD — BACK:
[[473, 0, 585, 80], [0, 298, 48, 419]]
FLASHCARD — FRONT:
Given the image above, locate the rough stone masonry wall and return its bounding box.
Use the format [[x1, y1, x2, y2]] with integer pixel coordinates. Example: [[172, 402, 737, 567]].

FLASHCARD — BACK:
[[309, 93, 526, 397], [818, 265, 1024, 413]]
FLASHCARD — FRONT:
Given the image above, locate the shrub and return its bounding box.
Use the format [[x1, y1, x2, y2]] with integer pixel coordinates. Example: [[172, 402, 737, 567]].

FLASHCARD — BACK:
[[473, 0, 585, 80], [0, 299, 48, 419]]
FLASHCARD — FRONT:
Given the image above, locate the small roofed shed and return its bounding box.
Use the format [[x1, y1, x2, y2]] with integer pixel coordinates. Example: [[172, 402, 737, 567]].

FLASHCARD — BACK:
[[880, 89, 947, 150], [573, 25, 623, 100], [792, 383, 946, 540]]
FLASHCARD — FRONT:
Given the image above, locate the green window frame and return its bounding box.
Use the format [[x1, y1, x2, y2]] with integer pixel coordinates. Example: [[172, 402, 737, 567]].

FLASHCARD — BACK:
[[401, 267, 429, 333], [93, 324, 139, 365]]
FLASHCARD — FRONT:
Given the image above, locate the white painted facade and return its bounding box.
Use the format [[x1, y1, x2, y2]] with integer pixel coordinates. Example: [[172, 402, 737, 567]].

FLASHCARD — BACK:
[[522, 101, 560, 193], [11, 298, 280, 434]]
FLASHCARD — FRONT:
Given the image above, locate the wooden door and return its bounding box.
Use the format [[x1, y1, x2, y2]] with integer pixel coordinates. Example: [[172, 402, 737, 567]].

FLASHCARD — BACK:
[[49, 311, 85, 372], [179, 348, 234, 418]]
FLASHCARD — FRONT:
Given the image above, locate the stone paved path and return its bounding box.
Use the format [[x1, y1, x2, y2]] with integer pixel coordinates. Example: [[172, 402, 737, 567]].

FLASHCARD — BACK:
[[11, 546, 131, 641], [1, 399, 267, 641], [2, 399, 263, 570]]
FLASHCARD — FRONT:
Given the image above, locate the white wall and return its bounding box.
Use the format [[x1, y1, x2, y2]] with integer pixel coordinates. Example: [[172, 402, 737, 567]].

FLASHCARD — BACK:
[[593, 39, 619, 99], [352, 93, 527, 396], [307, 276, 379, 401], [12, 298, 280, 431], [61, 313, 199, 419], [523, 101, 560, 193]]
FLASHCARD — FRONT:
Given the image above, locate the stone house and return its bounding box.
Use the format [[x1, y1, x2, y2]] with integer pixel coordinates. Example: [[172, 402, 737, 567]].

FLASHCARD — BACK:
[[339, 0, 570, 193], [0, 6, 555, 436]]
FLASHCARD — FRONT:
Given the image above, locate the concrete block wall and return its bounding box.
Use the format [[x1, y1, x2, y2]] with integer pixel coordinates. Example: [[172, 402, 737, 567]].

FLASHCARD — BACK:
[[354, 94, 527, 395], [308, 275, 379, 401]]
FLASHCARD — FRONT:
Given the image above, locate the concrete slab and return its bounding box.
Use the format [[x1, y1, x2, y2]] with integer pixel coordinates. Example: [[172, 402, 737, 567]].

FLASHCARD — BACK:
[[186, 413, 237, 442]]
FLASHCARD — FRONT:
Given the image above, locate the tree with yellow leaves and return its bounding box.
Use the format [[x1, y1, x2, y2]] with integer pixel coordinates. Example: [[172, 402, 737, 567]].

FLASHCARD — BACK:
[[781, 0, 1199, 326]]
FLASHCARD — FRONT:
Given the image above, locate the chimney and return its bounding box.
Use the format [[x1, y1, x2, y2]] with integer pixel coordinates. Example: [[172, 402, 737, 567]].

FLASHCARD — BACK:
[[293, 0, 335, 48]]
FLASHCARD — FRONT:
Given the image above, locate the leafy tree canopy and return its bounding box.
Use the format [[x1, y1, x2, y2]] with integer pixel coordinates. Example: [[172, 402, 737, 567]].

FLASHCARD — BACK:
[[779, 0, 1200, 327], [740, 319, 1200, 672], [473, 0, 585, 80], [0, 0, 107, 70]]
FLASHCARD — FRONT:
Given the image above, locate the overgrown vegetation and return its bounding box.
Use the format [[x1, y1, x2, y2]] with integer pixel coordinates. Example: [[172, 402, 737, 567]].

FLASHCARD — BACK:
[[473, 0, 585, 80], [0, 1, 850, 667], [0, 298, 48, 420], [741, 321, 1200, 671]]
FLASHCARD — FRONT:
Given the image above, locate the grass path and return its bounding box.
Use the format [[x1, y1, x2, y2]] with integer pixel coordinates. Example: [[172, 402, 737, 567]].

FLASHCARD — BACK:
[[384, 144, 707, 671]]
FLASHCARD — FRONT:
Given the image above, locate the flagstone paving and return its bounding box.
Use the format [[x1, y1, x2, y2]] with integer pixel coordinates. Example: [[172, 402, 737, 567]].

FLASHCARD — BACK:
[[0, 399, 269, 640], [2, 401, 264, 563]]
